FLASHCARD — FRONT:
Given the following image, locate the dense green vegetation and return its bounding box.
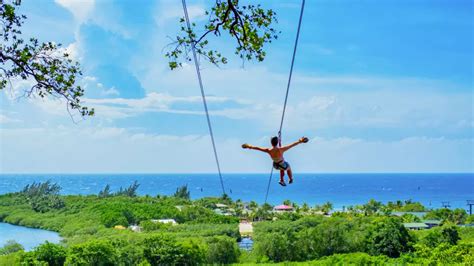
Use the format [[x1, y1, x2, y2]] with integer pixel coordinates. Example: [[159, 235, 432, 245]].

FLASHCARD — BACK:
[[0, 181, 473, 265]]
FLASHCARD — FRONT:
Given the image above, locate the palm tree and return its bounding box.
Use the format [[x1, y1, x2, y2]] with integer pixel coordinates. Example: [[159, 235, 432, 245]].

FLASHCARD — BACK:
[[249, 201, 258, 210], [321, 201, 333, 215], [301, 203, 310, 213], [173, 184, 190, 199], [362, 199, 382, 216]]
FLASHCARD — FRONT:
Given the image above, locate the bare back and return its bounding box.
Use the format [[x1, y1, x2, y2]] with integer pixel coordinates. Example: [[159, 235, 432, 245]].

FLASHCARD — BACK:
[[243, 137, 306, 163], [268, 146, 284, 162]]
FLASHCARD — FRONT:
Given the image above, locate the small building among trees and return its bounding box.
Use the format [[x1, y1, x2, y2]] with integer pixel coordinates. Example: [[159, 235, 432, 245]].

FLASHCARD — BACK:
[[273, 205, 294, 213], [403, 222, 429, 230]]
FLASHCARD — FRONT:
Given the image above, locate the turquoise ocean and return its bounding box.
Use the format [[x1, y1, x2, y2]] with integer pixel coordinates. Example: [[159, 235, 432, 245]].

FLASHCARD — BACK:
[[1, 173, 472, 209]]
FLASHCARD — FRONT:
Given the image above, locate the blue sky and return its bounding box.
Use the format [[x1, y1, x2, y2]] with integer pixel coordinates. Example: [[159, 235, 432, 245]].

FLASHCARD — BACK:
[[0, 0, 472, 173]]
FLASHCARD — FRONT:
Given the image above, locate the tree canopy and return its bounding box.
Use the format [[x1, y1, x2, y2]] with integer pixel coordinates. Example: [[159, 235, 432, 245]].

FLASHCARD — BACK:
[[1, 0, 280, 117], [0, 0, 93, 116], [166, 0, 279, 69]]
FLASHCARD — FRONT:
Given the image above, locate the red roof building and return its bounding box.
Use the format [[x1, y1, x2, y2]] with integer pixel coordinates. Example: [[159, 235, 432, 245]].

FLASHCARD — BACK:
[[273, 204, 294, 212]]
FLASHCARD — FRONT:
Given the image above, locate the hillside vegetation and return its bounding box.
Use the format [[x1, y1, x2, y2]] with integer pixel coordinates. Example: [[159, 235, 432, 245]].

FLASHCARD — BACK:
[[0, 181, 473, 265]]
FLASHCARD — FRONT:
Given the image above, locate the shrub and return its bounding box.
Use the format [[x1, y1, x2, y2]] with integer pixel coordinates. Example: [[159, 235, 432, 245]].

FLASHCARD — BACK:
[[33, 242, 67, 266], [65, 240, 118, 265], [415, 243, 474, 264], [366, 217, 413, 257], [0, 240, 23, 255], [425, 208, 468, 224], [101, 210, 129, 228], [140, 220, 170, 232], [0, 251, 23, 265], [142, 234, 205, 265], [205, 236, 240, 264], [312, 252, 391, 265], [254, 231, 297, 262], [422, 224, 460, 247]]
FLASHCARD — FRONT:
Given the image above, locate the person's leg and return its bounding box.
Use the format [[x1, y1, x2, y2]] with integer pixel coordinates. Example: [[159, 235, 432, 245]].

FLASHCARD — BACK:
[[287, 167, 293, 183], [279, 170, 285, 183]]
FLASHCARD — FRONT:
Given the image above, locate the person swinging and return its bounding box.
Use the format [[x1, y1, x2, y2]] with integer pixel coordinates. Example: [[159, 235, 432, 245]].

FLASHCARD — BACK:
[[242, 136, 309, 186]]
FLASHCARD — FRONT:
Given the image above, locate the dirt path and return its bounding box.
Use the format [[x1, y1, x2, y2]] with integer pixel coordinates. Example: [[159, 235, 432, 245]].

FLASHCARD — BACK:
[[239, 222, 253, 235]]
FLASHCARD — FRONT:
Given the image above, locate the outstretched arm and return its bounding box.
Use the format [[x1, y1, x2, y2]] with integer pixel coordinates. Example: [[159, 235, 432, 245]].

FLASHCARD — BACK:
[[281, 137, 309, 152], [242, 144, 269, 153]]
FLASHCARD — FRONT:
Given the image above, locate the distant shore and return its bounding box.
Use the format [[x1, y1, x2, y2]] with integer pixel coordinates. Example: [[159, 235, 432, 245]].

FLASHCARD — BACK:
[[1, 173, 472, 209]]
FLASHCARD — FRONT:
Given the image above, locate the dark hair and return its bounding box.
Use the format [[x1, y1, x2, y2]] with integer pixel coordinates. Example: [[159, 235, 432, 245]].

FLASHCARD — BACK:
[[271, 136, 279, 147]]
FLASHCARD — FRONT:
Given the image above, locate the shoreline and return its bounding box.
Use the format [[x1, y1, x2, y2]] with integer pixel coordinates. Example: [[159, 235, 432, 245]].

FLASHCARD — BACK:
[[0, 173, 472, 210], [0, 222, 62, 251]]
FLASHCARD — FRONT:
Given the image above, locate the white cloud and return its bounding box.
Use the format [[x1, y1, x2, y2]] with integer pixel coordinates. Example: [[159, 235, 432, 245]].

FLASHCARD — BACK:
[[24, 69, 471, 136], [1, 126, 472, 173], [101, 87, 120, 97], [82, 92, 239, 119], [155, 1, 207, 27], [293, 136, 474, 173], [63, 42, 80, 61], [51, 41, 81, 61], [29, 97, 68, 117], [55, 0, 95, 23], [4, 64, 472, 139], [55, 0, 132, 39], [204, 87, 472, 134], [0, 114, 21, 124], [1, 78, 36, 101]]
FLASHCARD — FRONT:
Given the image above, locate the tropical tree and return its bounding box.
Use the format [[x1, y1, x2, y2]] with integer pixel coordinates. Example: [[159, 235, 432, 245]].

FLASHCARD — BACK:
[[115, 181, 140, 197], [321, 201, 333, 215], [253, 202, 273, 221], [0, 240, 23, 255], [98, 184, 112, 198], [313, 202, 333, 215], [166, 0, 279, 69], [248, 200, 258, 210], [401, 213, 421, 223], [174, 184, 191, 200], [20, 181, 65, 212], [425, 208, 468, 224], [422, 224, 460, 248], [301, 202, 310, 213], [366, 217, 413, 258], [254, 231, 297, 262], [205, 236, 240, 264], [0, 0, 93, 116], [65, 240, 118, 265], [33, 242, 67, 266], [220, 193, 232, 204], [142, 235, 205, 265], [362, 199, 383, 216]]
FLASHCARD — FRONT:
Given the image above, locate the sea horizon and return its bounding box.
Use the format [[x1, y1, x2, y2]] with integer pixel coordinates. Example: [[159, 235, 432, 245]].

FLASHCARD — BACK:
[[2, 172, 472, 174], [1, 173, 472, 210]]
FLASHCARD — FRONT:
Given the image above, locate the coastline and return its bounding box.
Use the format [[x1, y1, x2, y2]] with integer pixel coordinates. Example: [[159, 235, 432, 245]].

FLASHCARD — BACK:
[[1, 173, 472, 209], [0, 222, 61, 251]]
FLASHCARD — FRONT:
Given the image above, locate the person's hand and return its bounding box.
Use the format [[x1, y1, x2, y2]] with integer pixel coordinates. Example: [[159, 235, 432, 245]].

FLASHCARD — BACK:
[[242, 143, 251, 149], [299, 137, 309, 143]]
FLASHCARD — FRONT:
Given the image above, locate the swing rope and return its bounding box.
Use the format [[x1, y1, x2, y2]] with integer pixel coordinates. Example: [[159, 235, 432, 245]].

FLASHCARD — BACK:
[[264, 0, 305, 203], [182, 0, 226, 195]]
